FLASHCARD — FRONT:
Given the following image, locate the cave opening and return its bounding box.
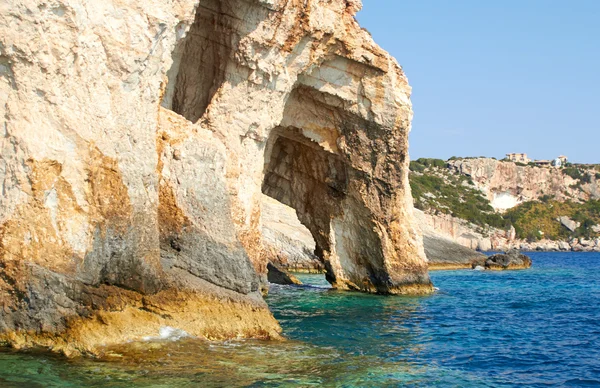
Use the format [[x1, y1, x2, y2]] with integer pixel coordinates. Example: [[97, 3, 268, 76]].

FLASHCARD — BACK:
[[161, 0, 264, 123], [262, 125, 349, 286], [161, 0, 228, 122], [259, 79, 399, 293]]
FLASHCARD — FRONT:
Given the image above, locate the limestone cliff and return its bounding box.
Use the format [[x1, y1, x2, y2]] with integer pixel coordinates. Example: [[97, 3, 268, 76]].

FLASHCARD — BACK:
[[411, 158, 600, 254], [0, 0, 431, 355], [413, 209, 487, 270], [419, 206, 600, 253], [448, 158, 600, 211]]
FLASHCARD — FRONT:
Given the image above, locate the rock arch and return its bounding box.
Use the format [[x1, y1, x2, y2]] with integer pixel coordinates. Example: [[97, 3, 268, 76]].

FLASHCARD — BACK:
[[261, 76, 432, 294], [156, 0, 433, 295]]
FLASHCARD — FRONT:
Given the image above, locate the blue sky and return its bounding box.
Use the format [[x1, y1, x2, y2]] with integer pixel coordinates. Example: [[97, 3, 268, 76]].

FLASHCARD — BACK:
[[357, 1, 599, 163]]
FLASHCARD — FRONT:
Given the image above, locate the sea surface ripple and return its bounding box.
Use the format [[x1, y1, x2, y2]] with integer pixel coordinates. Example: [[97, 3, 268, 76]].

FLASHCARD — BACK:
[[0, 252, 598, 387]]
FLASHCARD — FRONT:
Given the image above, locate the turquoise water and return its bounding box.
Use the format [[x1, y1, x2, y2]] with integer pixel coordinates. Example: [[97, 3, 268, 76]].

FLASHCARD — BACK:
[[1, 252, 599, 386]]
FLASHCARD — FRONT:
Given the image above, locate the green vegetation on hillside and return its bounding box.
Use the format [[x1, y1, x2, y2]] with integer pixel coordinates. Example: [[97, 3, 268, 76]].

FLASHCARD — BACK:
[[503, 200, 600, 241], [409, 158, 446, 172], [409, 158, 600, 241], [562, 166, 594, 183], [409, 160, 506, 229]]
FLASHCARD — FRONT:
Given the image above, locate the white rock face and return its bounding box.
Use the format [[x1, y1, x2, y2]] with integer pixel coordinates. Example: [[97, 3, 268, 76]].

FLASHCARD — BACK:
[[558, 216, 580, 233], [449, 158, 600, 211], [261, 194, 323, 273], [491, 192, 520, 211], [0, 0, 431, 355]]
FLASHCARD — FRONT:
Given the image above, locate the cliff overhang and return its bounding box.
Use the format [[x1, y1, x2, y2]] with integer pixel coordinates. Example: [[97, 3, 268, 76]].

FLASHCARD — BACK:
[[0, 0, 431, 355]]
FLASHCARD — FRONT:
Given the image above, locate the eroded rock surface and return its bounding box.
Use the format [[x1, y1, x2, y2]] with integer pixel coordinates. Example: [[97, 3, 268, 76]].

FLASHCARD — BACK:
[[263, 204, 491, 272], [423, 235, 487, 270], [413, 209, 487, 269], [415, 209, 532, 270], [267, 262, 302, 286], [0, 0, 431, 355]]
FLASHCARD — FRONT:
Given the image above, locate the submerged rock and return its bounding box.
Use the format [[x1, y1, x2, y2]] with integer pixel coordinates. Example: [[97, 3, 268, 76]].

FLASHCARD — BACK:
[[474, 249, 532, 270], [267, 263, 302, 286]]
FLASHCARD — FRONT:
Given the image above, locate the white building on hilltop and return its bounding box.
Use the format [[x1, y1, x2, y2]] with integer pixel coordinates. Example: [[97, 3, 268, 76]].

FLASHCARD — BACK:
[[553, 155, 568, 168], [506, 153, 568, 168]]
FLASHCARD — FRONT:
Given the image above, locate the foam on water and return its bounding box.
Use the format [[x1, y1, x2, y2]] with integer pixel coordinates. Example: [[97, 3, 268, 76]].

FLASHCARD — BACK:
[[142, 326, 189, 342]]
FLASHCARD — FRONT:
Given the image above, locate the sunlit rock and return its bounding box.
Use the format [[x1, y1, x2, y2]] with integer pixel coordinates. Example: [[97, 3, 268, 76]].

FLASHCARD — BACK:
[[0, 0, 431, 355]]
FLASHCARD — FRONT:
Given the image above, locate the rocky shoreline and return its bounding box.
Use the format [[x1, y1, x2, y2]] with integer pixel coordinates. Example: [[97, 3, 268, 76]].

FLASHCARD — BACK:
[[417, 209, 600, 254], [500, 239, 600, 252]]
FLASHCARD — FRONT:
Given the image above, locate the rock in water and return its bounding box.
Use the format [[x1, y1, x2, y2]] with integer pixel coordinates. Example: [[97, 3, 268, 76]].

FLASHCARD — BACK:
[[0, 0, 432, 355], [423, 234, 488, 270], [267, 263, 302, 286], [474, 249, 533, 270]]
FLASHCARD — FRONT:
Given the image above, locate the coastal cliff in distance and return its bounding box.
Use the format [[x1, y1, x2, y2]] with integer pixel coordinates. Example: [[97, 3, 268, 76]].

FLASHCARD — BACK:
[[0, 0, 431, 355], [411, 157, 600, 254], [448, 158, 600, 211]]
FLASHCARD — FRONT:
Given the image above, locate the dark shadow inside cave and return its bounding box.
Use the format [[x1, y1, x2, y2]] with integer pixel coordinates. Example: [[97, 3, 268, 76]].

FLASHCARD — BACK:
[[161, 0, 266, 123], [262, 126, 349, 286]]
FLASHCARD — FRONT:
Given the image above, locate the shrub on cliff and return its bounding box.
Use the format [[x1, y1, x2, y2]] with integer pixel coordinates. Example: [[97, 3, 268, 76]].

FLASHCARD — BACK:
[[581, 173, 592, 184], [410, 172, 506, 228], [563, 167, 584, 180], [503, 199, 600, 240], [409, 161, 426, 173], [411, 158, 446, 170]]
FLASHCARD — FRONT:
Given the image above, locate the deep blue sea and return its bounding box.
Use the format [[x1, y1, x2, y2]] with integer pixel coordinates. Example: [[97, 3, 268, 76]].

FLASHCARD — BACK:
[[1, 252, 599, 387]]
